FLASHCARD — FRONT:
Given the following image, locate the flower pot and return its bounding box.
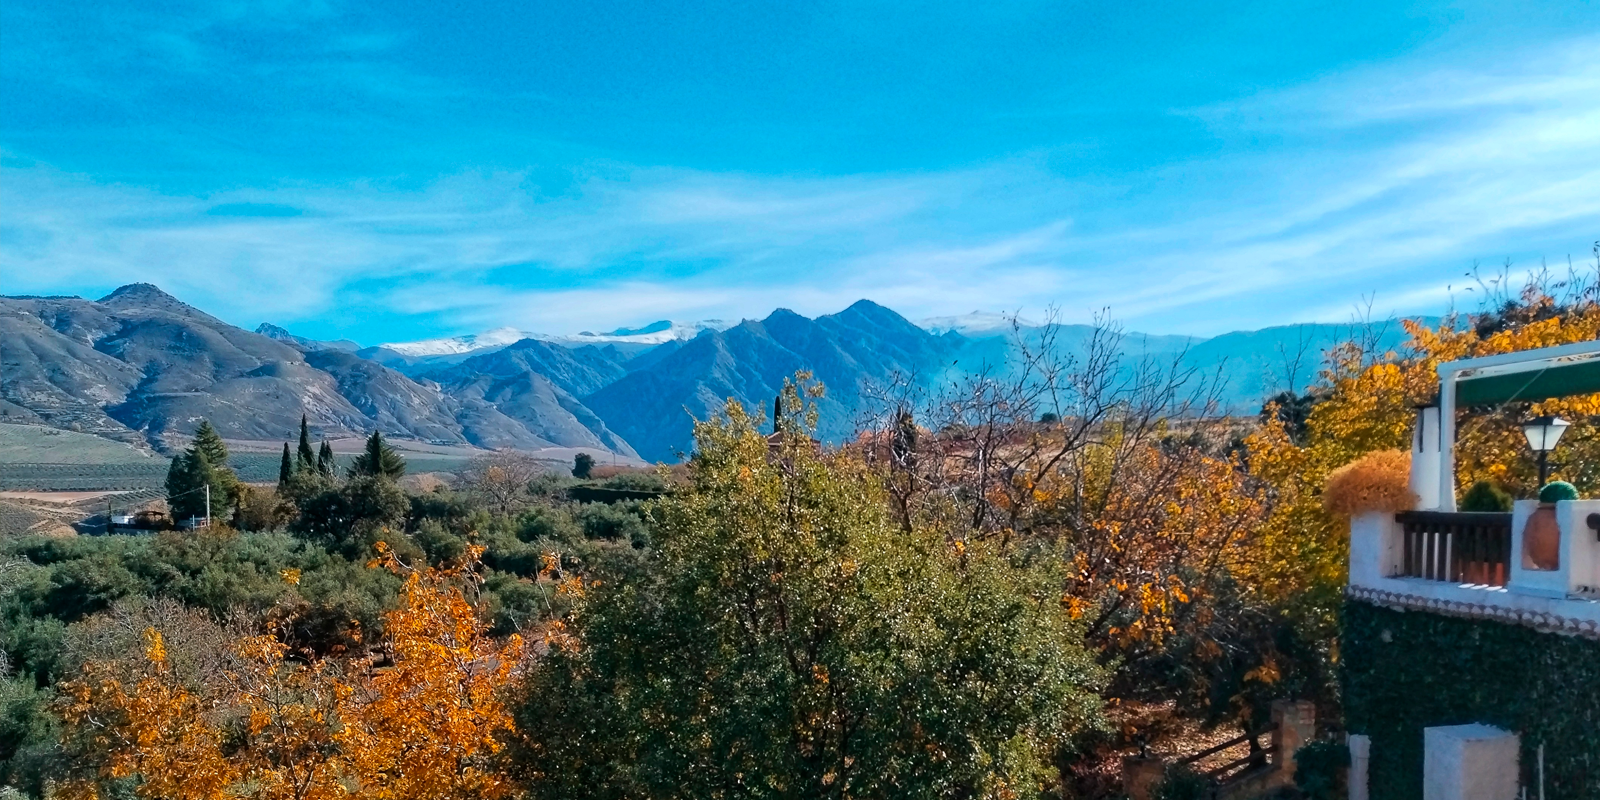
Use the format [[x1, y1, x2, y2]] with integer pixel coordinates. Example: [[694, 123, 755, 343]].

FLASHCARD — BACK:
[[1521, 503, 1561, 571]]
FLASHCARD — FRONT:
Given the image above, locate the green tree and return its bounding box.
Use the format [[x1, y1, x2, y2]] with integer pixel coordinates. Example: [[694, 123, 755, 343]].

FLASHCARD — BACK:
[[192, 421, 229, 468], [317, 440, 336, 478], [289, 475, 410, 554], [350, 431, 405, 480], [516, 383, 1104, 800], [571, 452, 595, 479], [297, 414, 316, 473], [164, 421, 240, 523], [278, 442, 293, 488]]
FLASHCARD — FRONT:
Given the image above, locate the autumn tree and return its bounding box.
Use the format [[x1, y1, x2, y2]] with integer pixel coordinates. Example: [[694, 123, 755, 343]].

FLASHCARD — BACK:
[[515, 379, 1104, 800], [463, 450, 542, 515], [859, 314, 1270, 725], [55, 546, 524, 800]]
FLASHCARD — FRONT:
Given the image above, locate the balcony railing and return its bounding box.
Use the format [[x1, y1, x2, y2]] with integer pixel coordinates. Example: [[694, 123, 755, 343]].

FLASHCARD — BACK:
[[1395, 511, 1513, 587]]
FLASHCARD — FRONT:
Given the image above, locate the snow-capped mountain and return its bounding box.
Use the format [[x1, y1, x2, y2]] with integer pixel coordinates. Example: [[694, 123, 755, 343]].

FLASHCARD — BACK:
[[917, 311, 1037, 336], [558, 319, 732, 346], [378, 320, 735, 357], [378, 327, 538, 357]]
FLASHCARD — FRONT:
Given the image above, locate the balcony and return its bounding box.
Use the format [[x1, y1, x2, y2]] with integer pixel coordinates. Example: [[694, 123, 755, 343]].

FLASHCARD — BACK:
[[1349, 502, 1600, 638]]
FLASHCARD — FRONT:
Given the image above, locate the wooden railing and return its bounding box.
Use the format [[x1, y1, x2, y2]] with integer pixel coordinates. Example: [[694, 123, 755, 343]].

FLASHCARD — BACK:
[[1175, 725, 1277, 785], [1395, 511, 1513, 586]]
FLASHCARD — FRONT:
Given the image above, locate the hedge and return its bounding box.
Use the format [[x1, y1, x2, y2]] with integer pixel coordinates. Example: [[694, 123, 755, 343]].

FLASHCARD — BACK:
[[1343, 600, 1600, 799]]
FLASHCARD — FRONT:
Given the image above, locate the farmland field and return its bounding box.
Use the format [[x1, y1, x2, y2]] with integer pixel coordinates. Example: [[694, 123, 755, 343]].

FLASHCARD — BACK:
[[0, 453, 480, 491], [0, 423, 156, 465], [0, 424, 548, 492]]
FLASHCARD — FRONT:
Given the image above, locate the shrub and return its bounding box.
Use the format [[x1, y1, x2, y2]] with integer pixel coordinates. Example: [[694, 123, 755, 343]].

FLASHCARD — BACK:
[[1152, 764, 1210, 800], [1322, 450, 1417, 517], [1539, 480, 1579, 503], [577, 502, 647, 543], [1460, 480, 1513, 512], [1293, 738, 1351, 800]]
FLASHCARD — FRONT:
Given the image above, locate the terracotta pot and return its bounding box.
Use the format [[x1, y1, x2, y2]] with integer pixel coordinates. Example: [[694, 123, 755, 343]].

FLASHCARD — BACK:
[[1522, 504, 1561, 571]]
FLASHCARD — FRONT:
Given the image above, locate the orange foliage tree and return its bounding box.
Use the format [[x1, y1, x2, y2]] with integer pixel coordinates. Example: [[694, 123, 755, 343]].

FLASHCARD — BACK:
[[56, 544, 525, 800]]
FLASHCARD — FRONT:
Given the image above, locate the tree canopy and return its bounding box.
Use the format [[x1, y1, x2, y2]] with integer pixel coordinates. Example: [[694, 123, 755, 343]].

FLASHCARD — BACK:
[[350, 431, 405, 480]]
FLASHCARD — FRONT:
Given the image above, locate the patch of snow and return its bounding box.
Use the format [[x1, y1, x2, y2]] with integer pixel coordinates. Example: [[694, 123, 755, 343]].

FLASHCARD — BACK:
[[554, 320, 732, 346], [379, 327, 539, 357], [917, 311, 1037, 336], [379, 320, 735, 356]]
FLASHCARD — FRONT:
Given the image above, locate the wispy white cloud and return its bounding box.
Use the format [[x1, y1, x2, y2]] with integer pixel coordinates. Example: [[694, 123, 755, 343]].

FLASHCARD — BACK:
[[3, 32, 1597, 340]]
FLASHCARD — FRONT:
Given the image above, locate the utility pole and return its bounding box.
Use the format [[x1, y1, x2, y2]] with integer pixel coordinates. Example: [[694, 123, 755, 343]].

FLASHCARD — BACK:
[[204, 484, 211, 529]]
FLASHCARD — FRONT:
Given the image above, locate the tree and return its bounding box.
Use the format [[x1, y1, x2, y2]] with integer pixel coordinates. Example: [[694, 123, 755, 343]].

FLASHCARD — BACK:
[[278, 443, 293, 489], [463, 451, 541, 515], [165, 421, 241, 524], [570, 452, 594, 480], [316, 441, 335, 478], [55, 547, 525, 800], [296, 415, 316, 473], [192, 421, 230, 469], [516, 383, 1104, 799], [289, 475, 409, 552], [350, 431, 405, 480]]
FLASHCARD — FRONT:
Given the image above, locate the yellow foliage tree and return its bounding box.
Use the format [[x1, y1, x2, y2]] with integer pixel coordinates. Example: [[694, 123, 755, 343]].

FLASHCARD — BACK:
[[56, 545, 524, 800]]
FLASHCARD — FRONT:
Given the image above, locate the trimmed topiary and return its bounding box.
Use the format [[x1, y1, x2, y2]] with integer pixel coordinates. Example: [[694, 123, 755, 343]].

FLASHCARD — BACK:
[[1323, 450, 1418, 517], [1460, 480, 1513, 512], [1539, 481, 1579, 503]]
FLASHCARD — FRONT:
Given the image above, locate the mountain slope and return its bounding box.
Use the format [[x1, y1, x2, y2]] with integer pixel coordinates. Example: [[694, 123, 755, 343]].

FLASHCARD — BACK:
[[0, 285, 637, 455]]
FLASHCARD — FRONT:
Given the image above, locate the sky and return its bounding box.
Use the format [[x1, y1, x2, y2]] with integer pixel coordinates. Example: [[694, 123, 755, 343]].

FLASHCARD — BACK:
[[2, 0, 1597, 345]]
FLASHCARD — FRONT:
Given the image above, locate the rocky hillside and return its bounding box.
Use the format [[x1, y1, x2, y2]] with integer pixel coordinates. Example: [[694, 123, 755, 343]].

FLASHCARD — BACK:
[[0, 285, 631, 454]]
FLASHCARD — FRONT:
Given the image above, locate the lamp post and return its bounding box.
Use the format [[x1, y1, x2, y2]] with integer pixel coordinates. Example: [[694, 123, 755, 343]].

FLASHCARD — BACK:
[[1522, 415, 1572, 487]]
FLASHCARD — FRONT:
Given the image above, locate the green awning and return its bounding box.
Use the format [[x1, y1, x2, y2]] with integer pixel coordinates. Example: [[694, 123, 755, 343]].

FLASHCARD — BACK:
[[1456, 358, 1600, 406]]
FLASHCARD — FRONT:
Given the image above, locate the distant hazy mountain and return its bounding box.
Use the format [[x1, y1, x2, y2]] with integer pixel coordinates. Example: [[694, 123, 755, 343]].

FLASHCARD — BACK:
[[585, 301, 960, 462], [254, 323, 361, 353]]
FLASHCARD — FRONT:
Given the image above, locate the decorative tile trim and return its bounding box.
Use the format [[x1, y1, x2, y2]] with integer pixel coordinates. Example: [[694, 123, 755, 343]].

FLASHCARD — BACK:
[[1346, 586, 1600, 640]]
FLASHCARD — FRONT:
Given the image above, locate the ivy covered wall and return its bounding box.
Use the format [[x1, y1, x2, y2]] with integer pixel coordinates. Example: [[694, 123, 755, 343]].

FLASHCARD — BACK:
[[1343, 600, 1600, 800]]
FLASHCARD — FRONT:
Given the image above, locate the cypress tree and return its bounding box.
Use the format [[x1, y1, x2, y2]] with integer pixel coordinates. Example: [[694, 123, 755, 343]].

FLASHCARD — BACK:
[[297, 415, 316, 472], [278, 442, 293, 488], [350, 431, 405, 480], [317, 441, 335, 478]]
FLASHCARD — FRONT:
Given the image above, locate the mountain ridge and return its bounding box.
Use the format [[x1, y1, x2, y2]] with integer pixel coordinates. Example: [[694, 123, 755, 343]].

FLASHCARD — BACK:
[[3, 284, 1435, 463]]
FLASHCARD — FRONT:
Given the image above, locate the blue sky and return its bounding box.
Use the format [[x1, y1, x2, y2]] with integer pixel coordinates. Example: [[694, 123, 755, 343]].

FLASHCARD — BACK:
[[2, 0, 1597, 345]]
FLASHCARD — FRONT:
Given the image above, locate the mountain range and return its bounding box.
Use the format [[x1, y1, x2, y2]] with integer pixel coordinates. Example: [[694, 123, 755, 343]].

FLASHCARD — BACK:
[[0, 284, 1425, 463]]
